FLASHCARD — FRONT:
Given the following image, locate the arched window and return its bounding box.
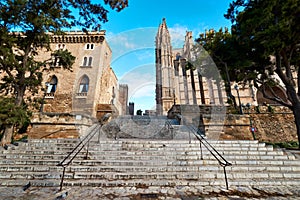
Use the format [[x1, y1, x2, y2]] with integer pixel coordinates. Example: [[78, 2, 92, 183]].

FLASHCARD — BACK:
[[78, 75, 89, 95], [86, 43, 94, 50], [83, 57, 88, 66], [46, 76, 58, 97], [88, 57, 92, 66]]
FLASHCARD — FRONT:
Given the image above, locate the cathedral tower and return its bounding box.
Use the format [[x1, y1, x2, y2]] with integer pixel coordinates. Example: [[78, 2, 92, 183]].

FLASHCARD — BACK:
[[155, 18, 174, 115]]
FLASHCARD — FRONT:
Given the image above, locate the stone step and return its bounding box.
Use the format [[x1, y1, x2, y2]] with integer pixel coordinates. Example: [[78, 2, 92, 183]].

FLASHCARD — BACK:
[[1, 158, 299, 171], [1, 162, 300, 174], [1, 140, 274, 150], [0, 179, 59, 187], [1, 143, 273, 150], [19, 138, 263, 144], [61, 178, 300, 187], [0, 149, 291, 160], [2, 177, 300, 188], [57, 171, 300, 180], [0, 151, 291, 162]]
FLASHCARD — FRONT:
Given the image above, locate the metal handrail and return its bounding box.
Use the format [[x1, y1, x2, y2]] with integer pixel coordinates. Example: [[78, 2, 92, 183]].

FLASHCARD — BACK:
[[187, 125, 232, 190], [57, 123, 101, 191], [40, 128, 65, 139], [165, 120, 174, 138]]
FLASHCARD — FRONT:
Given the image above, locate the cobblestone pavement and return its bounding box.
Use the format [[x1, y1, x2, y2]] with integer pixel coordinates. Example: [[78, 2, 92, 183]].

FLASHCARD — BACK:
[[1, 185, 300, 200]]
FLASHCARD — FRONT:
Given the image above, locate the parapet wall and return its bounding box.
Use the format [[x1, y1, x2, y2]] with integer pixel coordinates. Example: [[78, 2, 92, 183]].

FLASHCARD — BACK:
[[168, 105, 297, 142]]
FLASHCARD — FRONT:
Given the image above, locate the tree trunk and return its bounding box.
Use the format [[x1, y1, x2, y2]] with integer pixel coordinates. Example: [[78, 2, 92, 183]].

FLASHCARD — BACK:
[[197, 70, 205, 104], [1, 85, 26, 145], [190, 69, 197, 104], [216, 78, 224, 104], [181, 60, 189, 104], [15, 86, 25, 106], [224, 62, 237, 108], [1, 125, 14, 146], [292, 103, 300, 149]]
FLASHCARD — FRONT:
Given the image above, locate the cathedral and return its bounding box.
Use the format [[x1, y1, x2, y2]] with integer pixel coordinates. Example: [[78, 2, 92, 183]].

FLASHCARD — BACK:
[[155, 18, 228, 115], [155, 18, 290, 115]]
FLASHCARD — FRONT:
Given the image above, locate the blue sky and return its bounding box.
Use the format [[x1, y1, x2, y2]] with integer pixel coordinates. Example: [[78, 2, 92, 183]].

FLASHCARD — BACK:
[[101, 0, 233, 113]]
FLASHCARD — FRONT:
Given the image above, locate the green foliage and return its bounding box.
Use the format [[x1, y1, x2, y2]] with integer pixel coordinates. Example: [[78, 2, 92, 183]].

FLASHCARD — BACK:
[[267, 104, 274, 113], [265, 141, 299, 149], [255, 106, 260, 114], [136, 109, 142, 116], [0, 97, 30, 132], [225, 0, 300, 108]]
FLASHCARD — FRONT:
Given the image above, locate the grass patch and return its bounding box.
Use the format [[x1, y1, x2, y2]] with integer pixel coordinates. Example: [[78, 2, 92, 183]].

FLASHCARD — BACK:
[[265, 141, 299, 149]]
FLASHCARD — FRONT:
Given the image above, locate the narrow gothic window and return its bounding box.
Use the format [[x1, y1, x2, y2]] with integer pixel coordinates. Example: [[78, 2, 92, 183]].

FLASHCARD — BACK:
[[86, 43, 94, 50], [46, 76, 58, 97], [83, 57, 88, 66], [78, 75, 89, 94], [88, 57, 92, 66], [52, 56, 60, 67], [57, 44, 65, 50]]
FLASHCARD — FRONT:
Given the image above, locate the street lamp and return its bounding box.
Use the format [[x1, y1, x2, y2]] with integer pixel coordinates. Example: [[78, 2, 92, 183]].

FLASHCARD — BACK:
[[234, 84, 243, 114]]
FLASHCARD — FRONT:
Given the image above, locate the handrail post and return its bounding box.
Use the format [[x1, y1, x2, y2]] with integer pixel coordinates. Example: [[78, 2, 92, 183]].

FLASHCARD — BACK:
[[85, 140, 90, 159], [223, 166, 229, 190], [98, 127, 101, 143], [187, 124, 231, 190], [59, 166, 66, 191], [57, 124, 102, 191], [199, 141, 203, 160]]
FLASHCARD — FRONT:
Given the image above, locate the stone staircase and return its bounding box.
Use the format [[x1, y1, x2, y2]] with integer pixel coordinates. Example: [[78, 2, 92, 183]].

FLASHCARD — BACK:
[[1, 136, 300, 193]]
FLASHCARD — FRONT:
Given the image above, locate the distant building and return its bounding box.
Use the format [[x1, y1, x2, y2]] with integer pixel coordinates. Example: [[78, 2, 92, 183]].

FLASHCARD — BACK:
[[144, 110, 156, 116], [128, 102, 134, 115], [119, 84, 129, 115]]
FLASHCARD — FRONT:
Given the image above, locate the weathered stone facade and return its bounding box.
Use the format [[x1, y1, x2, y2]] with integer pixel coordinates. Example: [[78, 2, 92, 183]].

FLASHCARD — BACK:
[[155, 19, 228, 115], [28, 31, 128, 138], [33, 31, 127, 118]]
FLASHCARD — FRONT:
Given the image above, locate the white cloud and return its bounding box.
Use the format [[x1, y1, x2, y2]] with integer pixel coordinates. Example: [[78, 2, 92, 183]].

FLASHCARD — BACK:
[[106, 28, 157, 63], [169, 24, 188, 48], [121, 72, 155, 98]]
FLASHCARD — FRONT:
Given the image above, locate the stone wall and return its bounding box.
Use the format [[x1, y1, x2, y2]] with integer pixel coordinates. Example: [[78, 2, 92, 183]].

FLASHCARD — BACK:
[[168, 105, 298, 142], [29, 113, 95, 139], [44, 93, 73, 113]]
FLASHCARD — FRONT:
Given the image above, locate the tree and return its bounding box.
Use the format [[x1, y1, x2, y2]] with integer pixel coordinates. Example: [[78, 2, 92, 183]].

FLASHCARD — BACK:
[[195, 28, 251, 108], [0, 0, 128, 145], [225, 0, 300, 146], [0, 97, 30, 144], [193, 28, 241, 106]]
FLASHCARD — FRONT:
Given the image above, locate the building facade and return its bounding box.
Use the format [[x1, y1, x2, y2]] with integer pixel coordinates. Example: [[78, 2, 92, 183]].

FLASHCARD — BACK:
[[35, 31, 127, 120], [155, 19, 291, 115], [155, 19, 228, 115]]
